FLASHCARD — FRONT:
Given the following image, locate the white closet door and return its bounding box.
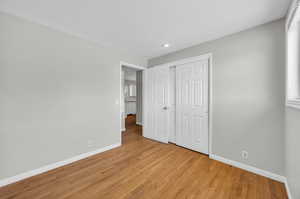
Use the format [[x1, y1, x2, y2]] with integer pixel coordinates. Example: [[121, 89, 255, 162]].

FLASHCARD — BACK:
[[176, 60, 209, 154], [144, 66, 169, 143]]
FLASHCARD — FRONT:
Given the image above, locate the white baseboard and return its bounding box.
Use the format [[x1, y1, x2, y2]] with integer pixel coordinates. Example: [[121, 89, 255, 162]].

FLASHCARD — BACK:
[[284, 178, 293, 199], [209, 154, 286, 183], [136, 122, 143, 126], [0, 142, 121, 187]]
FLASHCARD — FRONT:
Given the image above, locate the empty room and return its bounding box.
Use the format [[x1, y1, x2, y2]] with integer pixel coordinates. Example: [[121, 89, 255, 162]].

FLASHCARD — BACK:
[[0, 0, 299, 198]]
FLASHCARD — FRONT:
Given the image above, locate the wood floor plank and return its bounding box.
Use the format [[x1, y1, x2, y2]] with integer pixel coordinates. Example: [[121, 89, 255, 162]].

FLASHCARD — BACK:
[[0, 115, 288, 199]]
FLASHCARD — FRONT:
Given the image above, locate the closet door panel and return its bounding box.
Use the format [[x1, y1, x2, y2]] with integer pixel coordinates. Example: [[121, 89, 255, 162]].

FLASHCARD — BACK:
[[144, 66, 170, 143], [176, 60, 209, 154]]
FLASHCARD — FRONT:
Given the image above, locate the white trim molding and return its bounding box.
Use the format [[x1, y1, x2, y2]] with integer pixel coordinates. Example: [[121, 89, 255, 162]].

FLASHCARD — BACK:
[[286, 99, 300, 110], [0, 142, 121, 187], [209, 154, 286, 183], [284, 178, 293, 199], [286, 0, 300, 111], [151, 53, 212, 69], [286, 0, 300, 31], [120, 61, 146, 70]]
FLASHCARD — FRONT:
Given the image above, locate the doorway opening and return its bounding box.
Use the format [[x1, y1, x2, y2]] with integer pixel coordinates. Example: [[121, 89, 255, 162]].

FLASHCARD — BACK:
[[120, 62, 145, 143]]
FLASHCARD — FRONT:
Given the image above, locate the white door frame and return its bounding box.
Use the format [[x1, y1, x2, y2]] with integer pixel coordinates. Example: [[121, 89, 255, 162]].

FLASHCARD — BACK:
[[147, 53, 213, 155], [119, 61, 146, 142]]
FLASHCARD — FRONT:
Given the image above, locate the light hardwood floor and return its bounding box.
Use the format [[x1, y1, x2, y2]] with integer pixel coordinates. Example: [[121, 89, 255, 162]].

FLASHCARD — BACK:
[[0, 115, 287, 199]]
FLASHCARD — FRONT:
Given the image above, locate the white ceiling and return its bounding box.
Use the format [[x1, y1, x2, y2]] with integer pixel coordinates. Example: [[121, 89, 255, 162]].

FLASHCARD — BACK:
[[0, 0, 291, 59]]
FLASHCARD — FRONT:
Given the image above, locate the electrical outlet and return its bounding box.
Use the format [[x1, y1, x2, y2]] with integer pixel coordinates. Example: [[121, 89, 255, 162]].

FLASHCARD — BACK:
[[241, 150, 248, 159], [87, 140, 94, 148]]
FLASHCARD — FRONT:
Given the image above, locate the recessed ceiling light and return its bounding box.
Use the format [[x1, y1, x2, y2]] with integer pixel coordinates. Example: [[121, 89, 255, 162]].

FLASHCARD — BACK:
[[162, 43, 170, 48]]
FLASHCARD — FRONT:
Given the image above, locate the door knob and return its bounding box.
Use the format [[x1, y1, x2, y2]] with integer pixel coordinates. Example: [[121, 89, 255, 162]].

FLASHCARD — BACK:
[[163, 106, 168, 110]]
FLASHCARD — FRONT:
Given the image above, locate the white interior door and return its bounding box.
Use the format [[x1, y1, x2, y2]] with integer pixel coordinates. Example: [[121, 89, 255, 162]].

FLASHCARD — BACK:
[[176, 60, 209, 154], [144, 66, 169, 143]]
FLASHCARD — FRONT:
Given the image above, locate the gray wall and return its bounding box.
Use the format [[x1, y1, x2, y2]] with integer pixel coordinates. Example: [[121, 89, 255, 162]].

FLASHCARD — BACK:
[[285, 108, 300, 198], [0, 12, 146, 179], [149, 19, 286, 175]]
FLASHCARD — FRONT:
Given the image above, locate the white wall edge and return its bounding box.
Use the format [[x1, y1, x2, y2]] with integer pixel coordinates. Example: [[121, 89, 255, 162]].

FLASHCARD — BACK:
[[209, 154, 286, 183], [284, 178, 293, 199], [0, 142, 121, 187]]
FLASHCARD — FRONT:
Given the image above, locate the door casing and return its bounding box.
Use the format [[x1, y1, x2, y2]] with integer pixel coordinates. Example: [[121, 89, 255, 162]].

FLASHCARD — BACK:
[[119, 61, 146, 142]]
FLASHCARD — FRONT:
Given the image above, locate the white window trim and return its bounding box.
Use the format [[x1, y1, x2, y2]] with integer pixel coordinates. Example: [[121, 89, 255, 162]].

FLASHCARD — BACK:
[[286, 0, 300, 31], [286, 0, 300, 110], [286, 98, 300, 109]]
